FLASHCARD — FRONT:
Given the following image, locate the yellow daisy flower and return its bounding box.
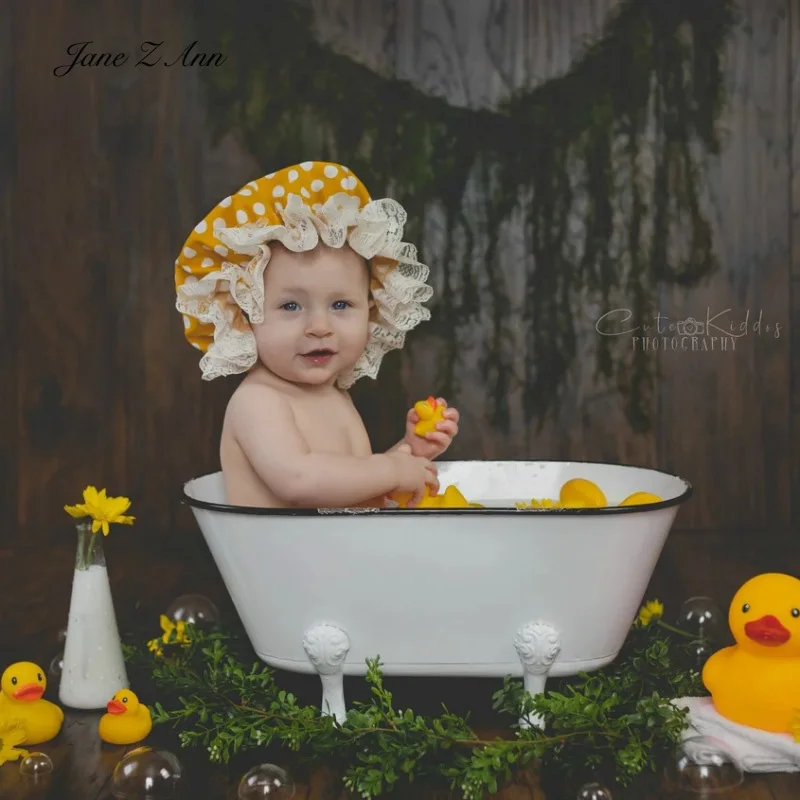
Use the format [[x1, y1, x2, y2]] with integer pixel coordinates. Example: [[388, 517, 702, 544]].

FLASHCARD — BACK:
[[147, 638, 164, 658], [0, 719, 28, 765], [159, 615, 191, 648], [637, 599, 664, 627], [64, 485, 135, 535], [515, 498, 562, 509]]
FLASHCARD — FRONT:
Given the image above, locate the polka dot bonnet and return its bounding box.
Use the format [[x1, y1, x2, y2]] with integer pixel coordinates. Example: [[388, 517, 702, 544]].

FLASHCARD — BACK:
[[174, 161, 434, 388]]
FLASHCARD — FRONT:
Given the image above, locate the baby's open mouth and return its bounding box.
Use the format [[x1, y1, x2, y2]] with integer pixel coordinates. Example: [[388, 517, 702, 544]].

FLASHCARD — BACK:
[[302, 349, 337, 364]]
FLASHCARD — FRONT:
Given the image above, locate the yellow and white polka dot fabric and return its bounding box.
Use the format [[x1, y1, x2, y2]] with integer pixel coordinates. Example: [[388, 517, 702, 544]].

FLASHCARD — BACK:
[[174, 161, 372, 356]]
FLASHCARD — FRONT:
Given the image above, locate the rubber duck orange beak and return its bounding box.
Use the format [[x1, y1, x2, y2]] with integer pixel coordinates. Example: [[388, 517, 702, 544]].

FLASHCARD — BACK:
[[106, 699, 126, 714], [13, 683, 44, 701], [745, 614, 791, 645], [427, 395, 437, 408]]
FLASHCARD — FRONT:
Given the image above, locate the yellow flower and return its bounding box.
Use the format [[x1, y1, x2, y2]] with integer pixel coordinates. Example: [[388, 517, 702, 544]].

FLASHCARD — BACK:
[[159, 615, 191, 648], [515, 498, 562, 509], [147, 614, 196, 659], [0, 719, 28, 765], [637, 599, 664, 627], [147, 638, 164, 658], [64, 485, 135, 535]]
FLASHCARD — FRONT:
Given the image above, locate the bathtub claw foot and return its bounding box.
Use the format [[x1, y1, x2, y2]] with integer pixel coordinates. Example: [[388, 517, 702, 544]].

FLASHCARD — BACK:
[[514, 621, 561, 730], [302, 623, 350, 724]]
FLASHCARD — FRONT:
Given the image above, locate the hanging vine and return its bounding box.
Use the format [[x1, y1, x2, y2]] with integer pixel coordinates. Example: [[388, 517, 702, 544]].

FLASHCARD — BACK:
[[193, 0, 735, 433]]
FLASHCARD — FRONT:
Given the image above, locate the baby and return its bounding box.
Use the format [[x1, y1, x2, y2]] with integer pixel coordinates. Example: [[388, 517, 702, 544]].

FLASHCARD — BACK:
[[175, 161, 459, 508]]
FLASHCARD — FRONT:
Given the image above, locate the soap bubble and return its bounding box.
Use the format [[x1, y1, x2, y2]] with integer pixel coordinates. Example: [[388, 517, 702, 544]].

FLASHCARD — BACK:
[[58, 625, 68, 644], [166, 593, 220, 628], [110, 746, 183, 799], [238, 763, 296, 798], [49, 651, 64, 679], [577, 782, 612, 799], [19, 752, 53, 784], [688, 639, 716, 670], [664, 735, 743, 794], [676, 597, 725, 642]]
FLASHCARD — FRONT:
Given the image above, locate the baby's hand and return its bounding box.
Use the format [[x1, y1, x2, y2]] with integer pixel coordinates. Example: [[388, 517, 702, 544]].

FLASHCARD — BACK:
[[386, 444, 439, 507], [404, 398, 460, 459]]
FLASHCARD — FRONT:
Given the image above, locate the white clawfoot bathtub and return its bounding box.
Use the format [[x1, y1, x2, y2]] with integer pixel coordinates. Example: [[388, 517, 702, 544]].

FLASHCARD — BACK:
[[183, 461, 691, 727]]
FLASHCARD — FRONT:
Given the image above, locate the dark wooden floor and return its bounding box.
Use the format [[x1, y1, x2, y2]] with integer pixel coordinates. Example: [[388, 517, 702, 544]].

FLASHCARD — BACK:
[[1, 528, 799, 798], [0, 706, 798, 799]]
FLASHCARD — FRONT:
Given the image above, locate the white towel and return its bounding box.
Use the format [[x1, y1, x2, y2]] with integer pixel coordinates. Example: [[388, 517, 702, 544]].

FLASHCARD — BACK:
[[671, 696, 800, 773]]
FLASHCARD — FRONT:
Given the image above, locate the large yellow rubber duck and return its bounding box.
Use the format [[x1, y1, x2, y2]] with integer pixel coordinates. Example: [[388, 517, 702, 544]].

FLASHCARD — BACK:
[[413, 396, 446, 437], [98, 689, 152, 745], [702, 573, 800, 733], [0, 662, 63, 744]]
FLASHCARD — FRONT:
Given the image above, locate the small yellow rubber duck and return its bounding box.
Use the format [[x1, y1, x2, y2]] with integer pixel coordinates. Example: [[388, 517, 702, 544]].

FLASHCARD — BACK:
[[98, 689, 152, 745], [390, 485, 484, 509], [619, 491, 662, 506], [417, 484, 468, 508], [559, 478, 607, 508], [413, 396, 446, 437], [703, 573, 800, 733], [0, 662, 63, 744]]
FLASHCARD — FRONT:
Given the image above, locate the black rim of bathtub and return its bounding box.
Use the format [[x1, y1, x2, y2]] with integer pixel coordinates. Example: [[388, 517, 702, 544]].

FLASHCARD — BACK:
[[180, 459, 693, 516]]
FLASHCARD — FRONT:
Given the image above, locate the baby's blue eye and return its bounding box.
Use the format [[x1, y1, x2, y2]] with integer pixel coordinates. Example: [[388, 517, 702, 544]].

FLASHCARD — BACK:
[[332, 300, 351, 310], [281, 302, 299, 311]]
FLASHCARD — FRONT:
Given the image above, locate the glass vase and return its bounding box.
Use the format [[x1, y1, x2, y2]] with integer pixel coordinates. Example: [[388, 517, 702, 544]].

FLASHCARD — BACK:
[[59, 520, 129, 709]]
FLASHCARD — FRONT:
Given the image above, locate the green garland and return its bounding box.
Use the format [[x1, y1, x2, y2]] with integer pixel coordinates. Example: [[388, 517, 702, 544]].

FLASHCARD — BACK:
[[124, 604, 711, 799], [191, 0, 736, 434]]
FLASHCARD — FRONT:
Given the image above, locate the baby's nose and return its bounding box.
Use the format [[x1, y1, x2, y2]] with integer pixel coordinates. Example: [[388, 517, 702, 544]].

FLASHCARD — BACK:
[[306, 312, 332, 336]]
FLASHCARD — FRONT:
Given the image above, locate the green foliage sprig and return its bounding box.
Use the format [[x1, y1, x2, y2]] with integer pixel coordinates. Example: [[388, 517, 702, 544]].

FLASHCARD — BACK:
[[124, 601, 709, 799]]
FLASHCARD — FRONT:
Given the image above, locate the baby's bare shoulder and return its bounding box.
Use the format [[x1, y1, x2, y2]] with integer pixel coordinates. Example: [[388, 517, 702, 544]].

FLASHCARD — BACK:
[[225, 379, 296, 432]]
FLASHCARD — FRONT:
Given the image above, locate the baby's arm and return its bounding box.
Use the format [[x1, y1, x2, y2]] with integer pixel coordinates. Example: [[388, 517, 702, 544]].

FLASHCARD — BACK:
[[229, 385, 412, 507]]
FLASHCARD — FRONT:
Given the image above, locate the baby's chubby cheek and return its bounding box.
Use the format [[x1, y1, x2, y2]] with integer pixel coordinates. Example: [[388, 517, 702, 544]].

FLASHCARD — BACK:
[[252, 324, 293, 365]]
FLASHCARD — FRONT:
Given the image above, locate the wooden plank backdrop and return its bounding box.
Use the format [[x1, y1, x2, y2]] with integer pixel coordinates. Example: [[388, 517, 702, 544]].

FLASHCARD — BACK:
[[659, 0, 793, 531], [792, 0, 800, 540], [0, 0, 797, 552], [0, 4, 16, 551]]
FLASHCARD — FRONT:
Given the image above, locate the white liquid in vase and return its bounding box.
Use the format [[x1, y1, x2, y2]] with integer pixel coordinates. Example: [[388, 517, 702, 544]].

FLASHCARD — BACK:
[[59, 564, 129, 709]]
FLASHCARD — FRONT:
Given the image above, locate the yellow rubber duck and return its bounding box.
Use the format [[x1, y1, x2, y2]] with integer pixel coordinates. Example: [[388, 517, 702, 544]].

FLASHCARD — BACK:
[[391, 484, 484, 509], [702, 573, 800, 733], [98, 689, 152, 745], [413, 396, 446, 437], [417, 484, 468, 508], [0, 662, 63, 744], [559, 478, 607, 508], [619, 491, 662, 506]]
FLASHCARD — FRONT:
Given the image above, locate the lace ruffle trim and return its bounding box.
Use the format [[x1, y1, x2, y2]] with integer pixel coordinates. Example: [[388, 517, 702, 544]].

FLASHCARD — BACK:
[[176, 192, 432, 388]]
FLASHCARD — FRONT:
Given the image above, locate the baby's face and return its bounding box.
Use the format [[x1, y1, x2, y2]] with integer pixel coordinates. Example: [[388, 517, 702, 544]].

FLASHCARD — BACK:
[[252, 243, 371, 387]]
